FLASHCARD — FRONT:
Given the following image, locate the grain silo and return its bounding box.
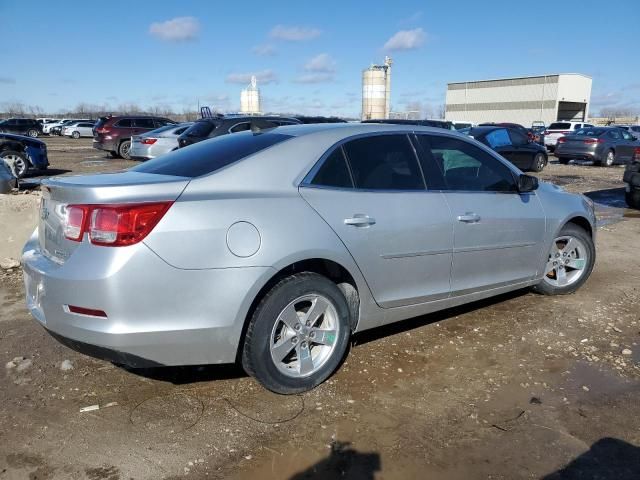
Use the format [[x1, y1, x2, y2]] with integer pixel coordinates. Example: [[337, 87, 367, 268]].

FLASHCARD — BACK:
[[362, 56, 392, 120], [240, 75, 262, 114]]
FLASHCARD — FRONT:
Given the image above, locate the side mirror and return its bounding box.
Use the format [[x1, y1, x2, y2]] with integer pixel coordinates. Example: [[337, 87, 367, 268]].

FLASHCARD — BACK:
[[517, 174, 539, 193]]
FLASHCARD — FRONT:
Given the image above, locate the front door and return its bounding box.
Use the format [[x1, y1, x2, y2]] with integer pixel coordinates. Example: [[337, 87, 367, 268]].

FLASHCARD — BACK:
[[300, 134, 453, 308], [415, 134, 546, 295]]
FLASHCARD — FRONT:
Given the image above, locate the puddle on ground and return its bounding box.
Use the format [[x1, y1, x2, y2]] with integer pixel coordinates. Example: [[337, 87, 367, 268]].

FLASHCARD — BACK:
[[564, 361, 637, 397]]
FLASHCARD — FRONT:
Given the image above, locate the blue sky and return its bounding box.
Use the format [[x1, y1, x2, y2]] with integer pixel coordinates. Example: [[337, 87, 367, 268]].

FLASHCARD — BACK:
[[1, 0, 639, 117]]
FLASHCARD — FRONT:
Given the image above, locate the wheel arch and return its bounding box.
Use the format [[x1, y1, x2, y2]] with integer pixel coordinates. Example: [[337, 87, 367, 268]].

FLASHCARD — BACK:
[[564, 215, 593, 238]]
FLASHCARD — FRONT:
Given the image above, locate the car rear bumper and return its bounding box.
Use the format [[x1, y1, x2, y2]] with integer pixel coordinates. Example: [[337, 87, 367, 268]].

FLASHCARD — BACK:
[[22, 231, 274, 366]]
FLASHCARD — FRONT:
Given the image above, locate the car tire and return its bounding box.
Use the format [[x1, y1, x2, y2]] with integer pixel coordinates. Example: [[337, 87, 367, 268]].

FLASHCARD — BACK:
[[601, 149, 615, 167], [72, 131, 80, 139], [242, 272, 351, 394], [626, 190, 640, 209], [532, 223, 595, 296], [118, 140, 131, 160], [558, 157, 569, 165], [27, 129, 39, 138], [531, 153, 546, 172], [0, 150, 29, 178]]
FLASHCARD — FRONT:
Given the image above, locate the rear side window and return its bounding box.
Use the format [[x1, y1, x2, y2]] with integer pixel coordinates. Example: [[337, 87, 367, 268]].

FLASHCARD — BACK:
[[420, 135, 517, 192], [134, 119, 156, 128], [548, 122, 571, 130], [132, 132, 292, 178], [342, 135, 424, 191], [115, 119, 132, 128], [575, 128, 605, 136], [184, 121, 216, 137], [310, 147, 353, 188]]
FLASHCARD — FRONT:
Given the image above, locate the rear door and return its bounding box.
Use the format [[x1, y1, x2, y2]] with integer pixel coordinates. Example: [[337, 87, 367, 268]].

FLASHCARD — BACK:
[[416, 134, 546, 295], [300, 133, 453, 308], [620, 130, 637, 162], [133, 118, 156, 134]]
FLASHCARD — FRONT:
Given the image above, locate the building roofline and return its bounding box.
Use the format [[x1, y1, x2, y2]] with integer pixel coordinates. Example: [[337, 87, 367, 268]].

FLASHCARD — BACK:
[[447, 73, 592, 86]]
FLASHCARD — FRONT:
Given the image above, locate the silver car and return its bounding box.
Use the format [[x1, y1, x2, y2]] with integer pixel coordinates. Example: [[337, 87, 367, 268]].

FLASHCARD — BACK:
[[22, 124, 596, 393], [62, 121, 95, 139], [129, 123, 193, 160], [555, 126, 639, 167]]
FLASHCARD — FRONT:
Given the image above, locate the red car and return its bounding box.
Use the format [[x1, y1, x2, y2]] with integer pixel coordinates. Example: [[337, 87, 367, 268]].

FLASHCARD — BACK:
[[93, 115, 176, 159]]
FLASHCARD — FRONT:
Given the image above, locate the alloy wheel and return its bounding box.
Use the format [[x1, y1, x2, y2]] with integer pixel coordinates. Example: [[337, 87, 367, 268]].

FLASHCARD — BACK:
[[543, 235, 589, 287]]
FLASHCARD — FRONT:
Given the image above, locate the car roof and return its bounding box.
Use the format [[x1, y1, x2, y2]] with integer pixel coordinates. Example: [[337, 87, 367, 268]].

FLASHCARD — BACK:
[[274, 122, 465, 141]]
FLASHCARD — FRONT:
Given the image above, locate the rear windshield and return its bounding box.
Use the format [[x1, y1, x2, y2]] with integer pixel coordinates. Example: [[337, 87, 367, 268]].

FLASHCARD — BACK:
[[131, 132, 292, 178], [548, 122, 572, 130], [94, 117, 109, 130], [575, 128, 605, 136], [183, 121, 217, 138]]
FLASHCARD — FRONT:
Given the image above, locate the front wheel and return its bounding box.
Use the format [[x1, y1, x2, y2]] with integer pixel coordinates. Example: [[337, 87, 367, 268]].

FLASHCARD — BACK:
[[118, 140, 131, 160], [242, 273, 351, 394], [27, 129, 39, 138], [626, 189, 640, 209], [531, 153, 546, 172], [601, 149, 615, 167], [533, 224, 595, 296], [0, 150, 29, 178]]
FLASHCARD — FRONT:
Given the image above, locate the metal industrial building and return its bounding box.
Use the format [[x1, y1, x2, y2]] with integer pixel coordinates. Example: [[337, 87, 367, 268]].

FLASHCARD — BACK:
[[362, 57, 392, 120], [445, 73, 592, 126]]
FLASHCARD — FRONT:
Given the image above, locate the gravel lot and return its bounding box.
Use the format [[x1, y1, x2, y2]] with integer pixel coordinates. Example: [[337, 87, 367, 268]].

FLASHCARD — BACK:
[[1, 136, 639, 479]]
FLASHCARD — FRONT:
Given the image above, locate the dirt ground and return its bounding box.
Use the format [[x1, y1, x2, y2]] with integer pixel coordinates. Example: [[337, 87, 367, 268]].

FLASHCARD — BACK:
[[1, 136, 640, 479]]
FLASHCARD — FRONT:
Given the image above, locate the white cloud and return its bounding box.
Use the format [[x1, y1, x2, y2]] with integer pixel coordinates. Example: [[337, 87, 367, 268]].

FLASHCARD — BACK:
[[269, 25, 321, 41], [293, 73, 334, 84], [383, 28, 426, 51], [149, 17, 200, 42], [252, 44, 277, 56], [226, 69, 278, 85], [304, 53, 336, 73]]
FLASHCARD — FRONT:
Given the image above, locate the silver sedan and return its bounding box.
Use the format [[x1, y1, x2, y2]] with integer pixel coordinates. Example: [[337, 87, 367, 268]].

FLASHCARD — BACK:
[[129, 123, 193, 160], [22, 124, 597, 393]]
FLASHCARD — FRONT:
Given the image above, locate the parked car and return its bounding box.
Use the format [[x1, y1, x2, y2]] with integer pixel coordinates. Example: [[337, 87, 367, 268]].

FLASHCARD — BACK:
[[47, 119, 91, 136], [22, 124, 596, 394], [466, 126, 548, 171], [0, 133, 49, 178], [0, 160, 17, 193], [62, 121, 96, 138], [129, 123, 193, 160], [0, 118, 43, 137], [364, 119, 455, 130], [479, 122, 543, 145], [294, 116, 347, 124], [555, 126, 639, 167], [451, 121, 476, 130], [177, 115, 300, 148], [93, 116, 176, 159], [37, 118, 59, 128], [544, 121, 593, 151], [611, 125, 640, 139], [623, 150, 640, 208]]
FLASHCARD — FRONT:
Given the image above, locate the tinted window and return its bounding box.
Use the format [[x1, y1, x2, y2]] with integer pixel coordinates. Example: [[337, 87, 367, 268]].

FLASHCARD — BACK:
[[115, 119, 132, 128], [423, 135, 517, 192], [609, 130, 622, 140], [343, 135, 424, 191], [173, 126, 190, 135], [485, 129, 512, 148], [548, 122, 571, 130], [631, 126, 640, 133], [132, 132, 292, 178], [134, 119, 155, 129], [229, 122, 251, 133], [310, 147, 353, 188], [572, 124, 582, 130], [508, 129, 528, 146], [184, 121, 216, 137]]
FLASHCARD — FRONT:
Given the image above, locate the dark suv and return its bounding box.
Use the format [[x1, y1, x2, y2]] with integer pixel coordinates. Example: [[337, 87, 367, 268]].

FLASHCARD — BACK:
[[177, 115, 300, 148], [93, 116, 176, 159], [0, 118, 43, 137]]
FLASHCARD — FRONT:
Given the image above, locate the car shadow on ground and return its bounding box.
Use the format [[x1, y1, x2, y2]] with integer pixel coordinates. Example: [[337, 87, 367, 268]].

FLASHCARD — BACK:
[[124, 363, 248, 385], [288, 441, 381, 480], [543, 437, 640, 480]]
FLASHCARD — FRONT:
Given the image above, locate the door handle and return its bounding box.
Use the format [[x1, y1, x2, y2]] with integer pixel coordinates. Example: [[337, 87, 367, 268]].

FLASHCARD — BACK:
[[344, 214, 376, 227], [457, 213, 481, 223]]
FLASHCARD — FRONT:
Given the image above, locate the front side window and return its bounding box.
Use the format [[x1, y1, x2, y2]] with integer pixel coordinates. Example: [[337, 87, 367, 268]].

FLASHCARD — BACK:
[[485, 129, 512, 148], [609, 130, 622, 140], [342, 134, 424, 191], [621, 130, 634, 141], [310, 147, 353, 188], [508, 129, 529, 146], [422, 135, 517, 192]]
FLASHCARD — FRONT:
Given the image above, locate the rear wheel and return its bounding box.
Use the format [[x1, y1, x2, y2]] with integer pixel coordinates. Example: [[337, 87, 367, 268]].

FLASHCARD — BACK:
[[27, 129, 38, 138], [242, 272, 351, 394], [601, 149, 615, 167], [118, 140, 131, 160], [0, 150, 29, 178], [72, 131, 80, 139], [533, 224, 595, 296], [531, 153, 546, 172], [626, 189, 640, 209]]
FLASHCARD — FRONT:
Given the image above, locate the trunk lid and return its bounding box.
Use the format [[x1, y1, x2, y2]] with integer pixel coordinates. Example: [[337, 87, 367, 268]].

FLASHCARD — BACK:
[[38, 171, 189, 264]]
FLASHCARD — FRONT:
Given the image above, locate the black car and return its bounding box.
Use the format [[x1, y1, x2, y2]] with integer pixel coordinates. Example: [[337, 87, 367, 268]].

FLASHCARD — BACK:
[[466, 126, 548, 172], [0, 133, 49, 178], [294, 116, 347, 124], [363, 118, 455, 130], [177, 115, 301, 148], [479, 122, 544, 146], [623, 155, 640, 209], [0, 118, 43, 138]]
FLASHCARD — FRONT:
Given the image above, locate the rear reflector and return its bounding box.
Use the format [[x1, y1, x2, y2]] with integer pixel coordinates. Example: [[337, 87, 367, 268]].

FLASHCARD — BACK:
[[63, 202, 173, 247], [67, 305, 107, 317], [140, 138, 158, 145]]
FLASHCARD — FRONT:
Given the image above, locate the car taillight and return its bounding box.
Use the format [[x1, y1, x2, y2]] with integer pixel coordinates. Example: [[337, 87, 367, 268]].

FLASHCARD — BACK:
[[584, 138, 605, 144], [140, 138, 158, 145], [63, 202, 172, 246], [634, 147, 640, 158], [95, 127, 110, 134]]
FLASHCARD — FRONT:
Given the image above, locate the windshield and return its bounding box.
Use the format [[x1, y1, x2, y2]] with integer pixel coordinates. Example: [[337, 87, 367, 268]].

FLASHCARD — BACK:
[[132, 131, 292, 178], [183, 121, 217, 138]]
